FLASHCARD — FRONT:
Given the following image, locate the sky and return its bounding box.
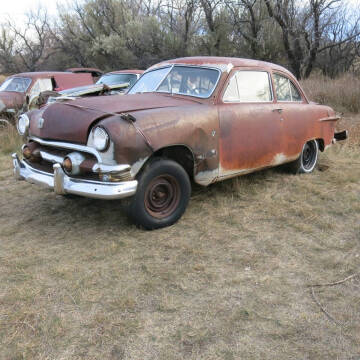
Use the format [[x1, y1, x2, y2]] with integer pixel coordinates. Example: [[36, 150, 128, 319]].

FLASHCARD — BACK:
[[1, 0, 359, 24], [0, 0, 70, 24]]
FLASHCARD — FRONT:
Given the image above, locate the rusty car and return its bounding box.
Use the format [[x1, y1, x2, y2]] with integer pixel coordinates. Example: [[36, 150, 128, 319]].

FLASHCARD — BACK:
[[46, 70, 144, 104], [12, 57, 347, 229], [0, 71, 95, 125]]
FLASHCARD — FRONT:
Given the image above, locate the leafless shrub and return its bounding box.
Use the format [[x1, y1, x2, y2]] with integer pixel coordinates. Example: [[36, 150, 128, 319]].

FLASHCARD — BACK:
[[301, 73, 360, 113]]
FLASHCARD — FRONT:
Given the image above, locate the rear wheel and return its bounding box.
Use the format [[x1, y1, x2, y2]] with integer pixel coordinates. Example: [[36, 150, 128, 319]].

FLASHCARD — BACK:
[[127, 158, 191, 229], [288, 139, 319, 174]]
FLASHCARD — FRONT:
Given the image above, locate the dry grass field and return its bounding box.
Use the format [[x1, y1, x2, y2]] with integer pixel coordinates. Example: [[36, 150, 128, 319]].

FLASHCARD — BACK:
[[0, 75, 359, 359]]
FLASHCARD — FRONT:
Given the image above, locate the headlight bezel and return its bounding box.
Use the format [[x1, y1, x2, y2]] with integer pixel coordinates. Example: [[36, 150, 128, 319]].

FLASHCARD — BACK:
[[92, 126, 110, 152], [17, 114, 30, 136]]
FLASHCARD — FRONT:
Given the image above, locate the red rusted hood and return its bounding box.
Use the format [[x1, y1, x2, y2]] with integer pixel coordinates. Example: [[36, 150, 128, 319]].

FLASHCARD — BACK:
[[30, 93, 202, 143], [0, 91, 25, 112]]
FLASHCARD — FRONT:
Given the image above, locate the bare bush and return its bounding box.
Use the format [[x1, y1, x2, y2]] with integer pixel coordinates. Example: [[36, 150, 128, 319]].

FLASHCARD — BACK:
[[301, 73, 360, 113]]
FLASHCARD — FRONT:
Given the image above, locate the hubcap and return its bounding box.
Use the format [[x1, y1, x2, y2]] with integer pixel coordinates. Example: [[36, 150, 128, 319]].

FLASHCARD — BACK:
[[144, 175, 180, 219]]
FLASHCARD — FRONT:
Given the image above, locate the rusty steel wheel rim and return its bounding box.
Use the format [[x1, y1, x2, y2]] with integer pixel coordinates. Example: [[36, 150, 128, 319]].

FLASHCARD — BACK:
[[144, 175, 181, 219]]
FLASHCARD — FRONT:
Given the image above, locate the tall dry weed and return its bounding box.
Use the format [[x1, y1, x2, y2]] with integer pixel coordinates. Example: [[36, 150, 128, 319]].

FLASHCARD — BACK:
[[301, 74, 360, 113], [0, 74, 7, 85], [0, 125, 22, 154]]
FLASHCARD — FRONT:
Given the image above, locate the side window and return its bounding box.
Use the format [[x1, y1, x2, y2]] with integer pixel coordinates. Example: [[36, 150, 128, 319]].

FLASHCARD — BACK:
[[223, 71, 272, 102], [273, 73, 302, 102]]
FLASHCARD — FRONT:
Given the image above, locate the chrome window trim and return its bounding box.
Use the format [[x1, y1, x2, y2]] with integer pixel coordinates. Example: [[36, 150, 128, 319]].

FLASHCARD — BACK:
[[29, 136, 102, 162], [223, 70, 274, 103], [155, 65, 221, 99], [127, 65, 173, 94], [128, 64, 221, 99], [273, 73, 303, 103], [154, 65, 174, 92]]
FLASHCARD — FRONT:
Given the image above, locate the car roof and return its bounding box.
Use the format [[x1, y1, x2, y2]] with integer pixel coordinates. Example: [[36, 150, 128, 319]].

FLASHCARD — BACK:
[[106, 70, 144, 75], [10, 72, 85, 79], [66, 67, 103, 74], [150, 56, 294, 77]]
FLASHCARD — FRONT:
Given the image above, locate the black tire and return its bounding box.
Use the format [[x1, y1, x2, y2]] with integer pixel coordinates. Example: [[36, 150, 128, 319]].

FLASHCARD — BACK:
[[288, 139, 319, 174], [127, 158, 191, 229]]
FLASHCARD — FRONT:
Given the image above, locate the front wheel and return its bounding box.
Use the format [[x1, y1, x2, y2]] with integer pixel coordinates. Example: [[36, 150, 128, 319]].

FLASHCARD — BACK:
[[127, 158, 191, 229], [288, 139, 319, 174]]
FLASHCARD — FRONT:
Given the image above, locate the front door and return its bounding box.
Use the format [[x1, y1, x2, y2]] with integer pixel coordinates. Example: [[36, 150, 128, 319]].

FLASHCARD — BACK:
[[218, 69, 284, 179]]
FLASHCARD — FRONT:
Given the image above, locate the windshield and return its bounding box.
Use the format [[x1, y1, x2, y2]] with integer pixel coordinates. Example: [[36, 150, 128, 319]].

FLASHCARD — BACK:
[[96, 73, 138, 86], [0, 77, 32, 93], [128, 65, 220, 98]]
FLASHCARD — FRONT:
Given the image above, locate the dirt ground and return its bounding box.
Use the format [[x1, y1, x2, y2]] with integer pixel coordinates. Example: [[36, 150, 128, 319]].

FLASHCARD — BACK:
[[0, 116, 359, 359]]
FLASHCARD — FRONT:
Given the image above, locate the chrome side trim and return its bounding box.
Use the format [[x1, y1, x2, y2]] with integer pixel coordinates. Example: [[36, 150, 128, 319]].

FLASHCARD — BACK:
[[12, 153, 137, 200], [92, 163, 130, 174], [29, 136, 102, 162], [319, 116, 341, 122]]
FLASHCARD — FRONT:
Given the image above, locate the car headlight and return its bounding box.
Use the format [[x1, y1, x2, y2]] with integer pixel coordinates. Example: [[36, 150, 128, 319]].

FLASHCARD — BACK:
[[17, 114, 29, 136], [92, 126, 109, 151]]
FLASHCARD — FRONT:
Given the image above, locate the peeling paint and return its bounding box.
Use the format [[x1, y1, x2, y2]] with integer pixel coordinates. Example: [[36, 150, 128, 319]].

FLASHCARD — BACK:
[[131, 157, 149, 177], [194, 168, 219, 186], [272, 153, 288, 166], [226, 63, 234, 73], [87, 134, 117, 165]]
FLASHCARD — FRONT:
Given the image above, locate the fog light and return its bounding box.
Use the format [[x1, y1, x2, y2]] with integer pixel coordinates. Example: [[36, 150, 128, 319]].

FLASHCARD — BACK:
[[63, 157, 72, 173], [62, 152, 86, 175], [22, 143, 40, 162], [23, 146, 32, 159]]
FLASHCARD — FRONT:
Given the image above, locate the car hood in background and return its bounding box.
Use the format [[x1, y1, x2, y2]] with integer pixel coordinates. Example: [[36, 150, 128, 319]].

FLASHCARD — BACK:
[[57, 82, 129, 97], [30, 92, 202, 143]]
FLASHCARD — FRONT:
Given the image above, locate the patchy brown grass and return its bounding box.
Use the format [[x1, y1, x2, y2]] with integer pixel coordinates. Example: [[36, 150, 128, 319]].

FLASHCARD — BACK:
[[301, 74, 360, 113], [0, 125, 22, 155], [0, 114, 359, 359]]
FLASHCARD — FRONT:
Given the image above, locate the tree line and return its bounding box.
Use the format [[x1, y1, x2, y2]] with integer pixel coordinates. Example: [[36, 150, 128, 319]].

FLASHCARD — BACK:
[[0, 0, 359, 79]]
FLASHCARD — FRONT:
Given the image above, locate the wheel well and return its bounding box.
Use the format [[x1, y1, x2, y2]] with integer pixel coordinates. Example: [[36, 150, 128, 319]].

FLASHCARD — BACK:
[[147, 145, 195, 179], [316, 138, 325, 152]]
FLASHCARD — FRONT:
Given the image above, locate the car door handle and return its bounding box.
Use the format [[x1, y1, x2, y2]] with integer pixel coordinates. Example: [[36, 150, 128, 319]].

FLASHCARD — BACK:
[[272, 108, 283, 113]]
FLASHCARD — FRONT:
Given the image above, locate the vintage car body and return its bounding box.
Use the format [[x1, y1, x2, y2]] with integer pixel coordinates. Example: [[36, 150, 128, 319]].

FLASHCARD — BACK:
[[47, 70, 144, 103], [0, 71, 94, 123], [12, 57, 347, 229]]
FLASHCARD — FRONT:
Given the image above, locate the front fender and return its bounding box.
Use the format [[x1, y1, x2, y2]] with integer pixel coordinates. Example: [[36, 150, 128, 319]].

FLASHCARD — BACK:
[[99, 104, 220, 185]]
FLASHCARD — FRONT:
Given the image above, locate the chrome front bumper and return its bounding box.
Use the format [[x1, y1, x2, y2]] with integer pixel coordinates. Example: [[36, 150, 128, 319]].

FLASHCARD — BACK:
[[12, 153, 137, 200]]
